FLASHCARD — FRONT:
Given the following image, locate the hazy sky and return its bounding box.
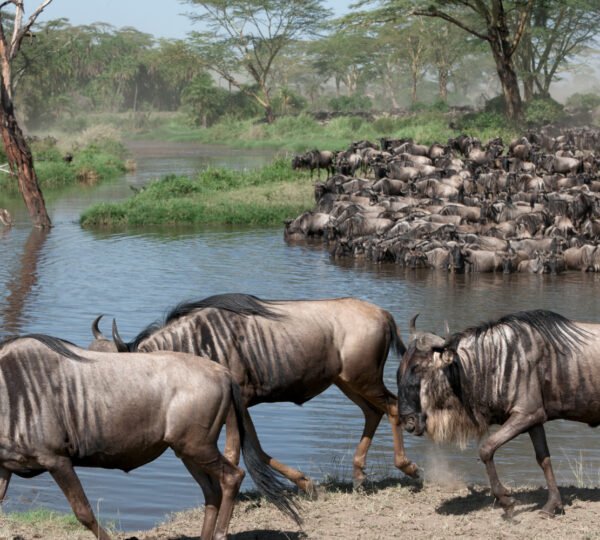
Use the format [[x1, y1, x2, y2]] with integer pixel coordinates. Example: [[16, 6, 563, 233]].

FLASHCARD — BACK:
[[37, 0, 354, 39]]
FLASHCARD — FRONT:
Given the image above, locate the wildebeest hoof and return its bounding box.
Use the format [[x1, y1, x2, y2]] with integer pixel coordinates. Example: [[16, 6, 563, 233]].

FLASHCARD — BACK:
[[540, 505, 564, 518], [353, 474, 367, 491], [401, 462, 420, 479], [303, 480, 320, 500]]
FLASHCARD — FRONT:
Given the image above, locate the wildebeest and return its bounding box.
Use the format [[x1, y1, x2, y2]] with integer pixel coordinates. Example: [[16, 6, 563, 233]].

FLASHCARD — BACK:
[[91, 293, 418, 492], [398, 310, 600, 517], [0, 334, 300, 539]]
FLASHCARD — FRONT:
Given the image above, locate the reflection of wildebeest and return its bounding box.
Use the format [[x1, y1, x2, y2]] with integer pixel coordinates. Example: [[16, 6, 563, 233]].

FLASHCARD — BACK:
[[398, 310, 600, 517], [0, 334, 300, 540], [92, 293, 419, 491]]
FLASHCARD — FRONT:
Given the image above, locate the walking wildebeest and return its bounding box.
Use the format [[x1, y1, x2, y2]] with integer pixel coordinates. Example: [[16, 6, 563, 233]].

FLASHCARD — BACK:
[[0, 334, 300, 539], [397, 310, 600, 517], [91, 293, 419, 492]]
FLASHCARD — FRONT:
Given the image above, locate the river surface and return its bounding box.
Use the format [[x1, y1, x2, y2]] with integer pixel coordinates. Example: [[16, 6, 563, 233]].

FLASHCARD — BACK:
[[1, 141, 599, 531]]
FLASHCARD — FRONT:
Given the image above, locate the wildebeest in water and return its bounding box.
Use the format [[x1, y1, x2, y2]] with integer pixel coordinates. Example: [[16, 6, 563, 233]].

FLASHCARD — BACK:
[[397, 310, 600, 517], [91, 293, 419, 492], [0, 334, 300, 539]]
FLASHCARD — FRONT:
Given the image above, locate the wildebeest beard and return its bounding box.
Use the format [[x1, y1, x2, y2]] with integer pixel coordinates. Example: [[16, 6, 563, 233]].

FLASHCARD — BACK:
[[419, 352, 487, 448]]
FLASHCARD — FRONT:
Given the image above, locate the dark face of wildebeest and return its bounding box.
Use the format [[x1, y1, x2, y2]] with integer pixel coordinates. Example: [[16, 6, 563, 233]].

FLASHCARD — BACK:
[[397, 315, 446, 436]]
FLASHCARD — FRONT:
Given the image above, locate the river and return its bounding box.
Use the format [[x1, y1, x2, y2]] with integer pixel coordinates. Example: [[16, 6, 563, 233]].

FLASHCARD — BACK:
[[1, 141, 599, 532]]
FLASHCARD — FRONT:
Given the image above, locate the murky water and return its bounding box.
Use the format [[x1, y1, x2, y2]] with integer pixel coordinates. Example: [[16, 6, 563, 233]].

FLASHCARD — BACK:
[[1, 142, 599, 531]]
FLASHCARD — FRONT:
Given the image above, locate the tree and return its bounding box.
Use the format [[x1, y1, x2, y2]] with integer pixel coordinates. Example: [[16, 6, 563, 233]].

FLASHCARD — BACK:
[[184, 0, 331, 123], [515, 0, 600, 100], [412, 1, 535, 121], [0, 0, 53, 228]]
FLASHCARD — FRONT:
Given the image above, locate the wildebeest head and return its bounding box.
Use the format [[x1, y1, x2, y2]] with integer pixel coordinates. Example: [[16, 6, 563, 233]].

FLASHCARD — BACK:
[[448, 244, 466, 273], [398, 315, 486, 447], [88, 315, 119, 352], [397, 314, 446, 436]]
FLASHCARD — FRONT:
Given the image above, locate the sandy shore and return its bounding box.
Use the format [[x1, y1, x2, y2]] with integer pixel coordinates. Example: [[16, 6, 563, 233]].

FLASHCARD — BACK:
[[3, 477, 600, 540]]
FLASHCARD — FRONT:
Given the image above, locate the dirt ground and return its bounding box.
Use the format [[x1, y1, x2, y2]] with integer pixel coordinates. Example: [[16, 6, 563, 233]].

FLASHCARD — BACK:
[[3, 477, 600, 540]]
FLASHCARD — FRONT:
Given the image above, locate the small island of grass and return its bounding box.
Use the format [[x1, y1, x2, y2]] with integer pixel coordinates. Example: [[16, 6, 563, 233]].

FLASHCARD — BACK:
[[79, 159, 314, 228]]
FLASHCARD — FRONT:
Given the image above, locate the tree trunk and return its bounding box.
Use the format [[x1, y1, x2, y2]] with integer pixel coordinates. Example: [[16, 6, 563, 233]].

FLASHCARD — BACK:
[[438, 67, 448, 102], [411, 69, 418, 105], [264, 104, 274, 124], [490, 40, 523, 121], [0, 83, 51, 228]]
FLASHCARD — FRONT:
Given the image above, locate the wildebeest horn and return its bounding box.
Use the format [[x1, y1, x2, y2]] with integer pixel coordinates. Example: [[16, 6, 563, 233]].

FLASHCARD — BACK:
[[444, 320, 450, 338], [409, 314, 419, 337], [92, 315, 106, 340], [112, 319, 128, 352]]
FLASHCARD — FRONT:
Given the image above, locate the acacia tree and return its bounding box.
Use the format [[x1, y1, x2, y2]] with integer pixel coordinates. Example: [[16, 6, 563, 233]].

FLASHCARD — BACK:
[[411, 0, 535, 121], [515, 0, 600, 100], [0, 0, 53, 228], [184, 0, 330, 123]]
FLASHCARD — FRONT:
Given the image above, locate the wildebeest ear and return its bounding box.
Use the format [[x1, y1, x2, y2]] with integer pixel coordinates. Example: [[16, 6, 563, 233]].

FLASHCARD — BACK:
[[433, 348, 454, 368]]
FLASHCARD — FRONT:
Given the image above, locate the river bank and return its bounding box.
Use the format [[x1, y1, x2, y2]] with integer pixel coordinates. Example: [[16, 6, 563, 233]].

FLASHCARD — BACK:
[[3, 478, 600, 539]]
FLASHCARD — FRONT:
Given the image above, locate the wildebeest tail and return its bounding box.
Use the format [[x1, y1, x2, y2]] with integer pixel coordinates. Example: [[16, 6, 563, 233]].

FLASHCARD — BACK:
[[230, 382, 302, 525]]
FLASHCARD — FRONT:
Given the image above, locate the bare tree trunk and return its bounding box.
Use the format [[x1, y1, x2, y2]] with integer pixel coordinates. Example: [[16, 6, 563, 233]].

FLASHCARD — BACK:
[[438, 67, 448, 102], [0, 82, 51, 228]]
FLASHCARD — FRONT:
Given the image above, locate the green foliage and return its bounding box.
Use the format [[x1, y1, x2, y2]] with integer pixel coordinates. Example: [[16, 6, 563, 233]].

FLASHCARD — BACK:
[[524, 97, 565, 126], [0, 137, 127, 192], [565, 92, 600, 112], [80, 158, 314, 227], [328, 95, 372, 112], [3, 508, 80, 527]]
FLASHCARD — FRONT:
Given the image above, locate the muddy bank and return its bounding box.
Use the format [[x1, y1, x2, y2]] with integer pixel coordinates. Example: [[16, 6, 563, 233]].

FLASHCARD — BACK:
[[3, 479, 600, 539]]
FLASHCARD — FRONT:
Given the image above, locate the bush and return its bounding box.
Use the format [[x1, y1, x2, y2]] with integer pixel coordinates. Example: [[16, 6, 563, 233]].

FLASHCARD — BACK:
[[565, 92, 600, 112], [524, 97, 564, 125], [328, 95, 372, 112]]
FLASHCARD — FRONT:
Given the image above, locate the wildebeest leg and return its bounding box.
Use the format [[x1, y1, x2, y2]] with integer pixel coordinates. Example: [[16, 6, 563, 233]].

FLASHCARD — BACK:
[[182, 460, 220, 538], [183, 453, 245, 540], [387, 401, 419, 478], [336, 381, 383, 489], [338, 381, 418, 481], [528, 424, 564, 516], [223, 407, 241, 465], [0, 467, 11, 502], [49, 458, 111, 540], [479, 412, 541, 516], [241, 409, 316, 497]]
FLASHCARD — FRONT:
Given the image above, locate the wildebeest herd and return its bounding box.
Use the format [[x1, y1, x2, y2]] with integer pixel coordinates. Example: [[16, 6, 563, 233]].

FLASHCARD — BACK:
[[1, 292, 599, 537], [286, 127, 600, 274]]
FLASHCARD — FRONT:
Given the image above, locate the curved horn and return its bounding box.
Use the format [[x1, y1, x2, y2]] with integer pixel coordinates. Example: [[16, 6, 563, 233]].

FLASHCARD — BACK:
[[91, 315, 106, 340], [444, 320, 450, 338], [112, 319, 129, 352], [409, 313, 419, 337]]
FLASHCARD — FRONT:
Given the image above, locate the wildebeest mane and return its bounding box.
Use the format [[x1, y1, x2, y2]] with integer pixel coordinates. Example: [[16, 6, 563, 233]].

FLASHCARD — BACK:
[[129, 293, 286, 351], [444, 309, 589, 359], [1, 334, 89, 362]]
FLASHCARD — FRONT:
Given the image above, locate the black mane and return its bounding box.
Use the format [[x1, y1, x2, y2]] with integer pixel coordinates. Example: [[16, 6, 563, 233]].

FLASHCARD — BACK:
[[445, 309, 589, 357], [130, 293, 284, 350], [1, 334, 89, 362]]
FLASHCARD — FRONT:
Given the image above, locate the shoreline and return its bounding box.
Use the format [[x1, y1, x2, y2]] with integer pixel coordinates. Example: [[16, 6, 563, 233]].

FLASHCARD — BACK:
[[3, 478, 600, 539]]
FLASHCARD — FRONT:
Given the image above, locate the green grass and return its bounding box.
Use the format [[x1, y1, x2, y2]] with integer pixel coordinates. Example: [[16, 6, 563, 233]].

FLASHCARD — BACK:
[[1, 508, 80, 526], [0, 137, 128, 193], [80, 158, 315, 228], [129, 109, 520, 152]]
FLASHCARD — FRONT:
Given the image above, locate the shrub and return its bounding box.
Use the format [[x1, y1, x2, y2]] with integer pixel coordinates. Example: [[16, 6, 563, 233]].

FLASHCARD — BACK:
[[328, 95, 372, 112], [565, 92, 600, 112], [524, 97, 564, 125]]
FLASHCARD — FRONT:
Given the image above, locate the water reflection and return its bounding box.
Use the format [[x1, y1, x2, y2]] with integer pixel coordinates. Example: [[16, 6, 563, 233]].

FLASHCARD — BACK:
[[1, 227, 48, 337]]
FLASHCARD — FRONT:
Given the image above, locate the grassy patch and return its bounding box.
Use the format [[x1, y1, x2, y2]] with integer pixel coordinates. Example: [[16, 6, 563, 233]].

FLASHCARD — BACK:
[[0, 508, 84, 538], [0, 136, 128, 193], [130, 109, 520, 152], [80, 158, 314, 228]]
